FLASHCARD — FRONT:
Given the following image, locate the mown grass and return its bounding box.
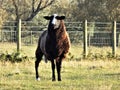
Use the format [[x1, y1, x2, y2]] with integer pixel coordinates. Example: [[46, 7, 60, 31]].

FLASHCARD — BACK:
[[0, 60, 120, 90]]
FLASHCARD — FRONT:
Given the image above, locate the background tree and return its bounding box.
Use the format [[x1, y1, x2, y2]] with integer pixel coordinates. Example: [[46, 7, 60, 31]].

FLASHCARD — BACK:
[[0, 0, 7, 29], [105, 0, 120, 21], [9, 0, 55, 21], [0, 0, 55, 31], [49, 0, 72, 20], [70, 0, 120, 21], [1, 0, 120, 23]]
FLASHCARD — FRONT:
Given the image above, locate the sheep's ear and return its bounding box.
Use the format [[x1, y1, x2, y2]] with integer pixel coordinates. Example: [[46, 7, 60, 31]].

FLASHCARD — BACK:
[[44, 16, 51, 20], [56, 16, 65, 20]]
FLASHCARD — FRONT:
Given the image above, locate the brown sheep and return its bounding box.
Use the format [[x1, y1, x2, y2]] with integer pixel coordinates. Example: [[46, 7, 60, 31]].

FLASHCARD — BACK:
[[35, 14, 70, 81]]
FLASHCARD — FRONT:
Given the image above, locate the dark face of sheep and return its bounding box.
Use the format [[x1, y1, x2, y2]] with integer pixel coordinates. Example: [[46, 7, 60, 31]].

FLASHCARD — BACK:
[[44, 14, 65, 29]]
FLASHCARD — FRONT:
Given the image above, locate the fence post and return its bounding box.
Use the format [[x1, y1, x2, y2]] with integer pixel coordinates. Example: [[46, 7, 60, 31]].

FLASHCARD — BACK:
[[17, 19, 21, 53], [83, 20, 88, 58], [112, 21, 116, 57]]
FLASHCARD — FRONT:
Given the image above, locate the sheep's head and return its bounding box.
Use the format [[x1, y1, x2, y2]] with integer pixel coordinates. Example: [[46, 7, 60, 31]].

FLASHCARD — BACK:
[[44, 14, 65, 29]]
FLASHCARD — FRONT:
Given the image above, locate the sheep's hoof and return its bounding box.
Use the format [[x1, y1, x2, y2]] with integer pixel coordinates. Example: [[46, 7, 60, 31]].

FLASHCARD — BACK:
[[58, 79, 61, 81], [36, 77, 40, 81]]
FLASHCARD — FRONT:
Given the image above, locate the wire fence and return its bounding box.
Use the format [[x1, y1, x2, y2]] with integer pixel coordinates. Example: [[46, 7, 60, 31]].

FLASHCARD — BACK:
[[0, 21, 83, 45], [0, 20, 120, 56]]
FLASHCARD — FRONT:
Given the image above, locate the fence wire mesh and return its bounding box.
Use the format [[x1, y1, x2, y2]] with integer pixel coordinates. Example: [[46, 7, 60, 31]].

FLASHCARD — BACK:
[[0, 21, 120, 56]]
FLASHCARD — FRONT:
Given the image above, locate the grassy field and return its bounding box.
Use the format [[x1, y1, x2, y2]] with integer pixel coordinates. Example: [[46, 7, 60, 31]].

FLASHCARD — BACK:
[[0, 60, 120, 90], [0, 43, 120, 90]]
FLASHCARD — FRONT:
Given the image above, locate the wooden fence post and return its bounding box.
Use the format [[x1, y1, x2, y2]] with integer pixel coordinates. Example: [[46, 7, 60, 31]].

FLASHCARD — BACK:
[[112, 21, 116, 57], [83, 20, 88, 58], [17, 19, 21, 53]]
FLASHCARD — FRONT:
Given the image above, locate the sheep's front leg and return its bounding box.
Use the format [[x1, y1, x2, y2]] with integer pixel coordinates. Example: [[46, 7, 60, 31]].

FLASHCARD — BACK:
[[56, 59, 62, 81], [51, 60, 56, 81]]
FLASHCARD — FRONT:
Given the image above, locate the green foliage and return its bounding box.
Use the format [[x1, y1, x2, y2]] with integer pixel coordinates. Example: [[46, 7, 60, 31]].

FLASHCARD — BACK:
[[84, 51, 120, 60], [0, 52, 29, 63], [66, 52, 75, 61], [66, 51, 118, 61]]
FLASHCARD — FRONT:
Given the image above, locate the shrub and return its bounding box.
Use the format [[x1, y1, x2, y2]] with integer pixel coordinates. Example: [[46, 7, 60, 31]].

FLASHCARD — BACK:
[[0, 52, 29, 63]]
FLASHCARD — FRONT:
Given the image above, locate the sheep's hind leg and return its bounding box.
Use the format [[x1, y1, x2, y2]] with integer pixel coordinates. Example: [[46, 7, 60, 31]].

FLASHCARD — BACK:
[[35, 50, 43, 81]]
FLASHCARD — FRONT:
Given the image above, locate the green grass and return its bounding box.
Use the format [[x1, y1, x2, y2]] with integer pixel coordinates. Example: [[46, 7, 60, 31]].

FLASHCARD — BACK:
[[0, 60, 120, 90], [0, 43, 36, 57], [1, 43, 120, 59], [0, 43, 120, 90]]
